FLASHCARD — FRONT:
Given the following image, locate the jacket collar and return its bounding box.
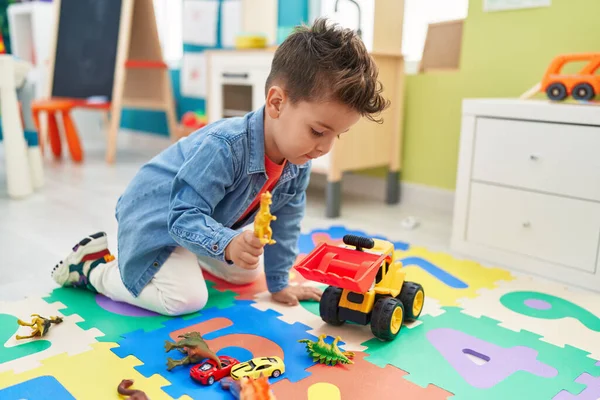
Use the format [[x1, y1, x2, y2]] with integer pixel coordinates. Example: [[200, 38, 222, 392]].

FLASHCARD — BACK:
[[247, 106, 310, 179]]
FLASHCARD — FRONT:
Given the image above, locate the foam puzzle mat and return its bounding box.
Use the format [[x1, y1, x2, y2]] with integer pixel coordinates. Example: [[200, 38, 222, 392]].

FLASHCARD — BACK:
[[2, 225, 600, 399]]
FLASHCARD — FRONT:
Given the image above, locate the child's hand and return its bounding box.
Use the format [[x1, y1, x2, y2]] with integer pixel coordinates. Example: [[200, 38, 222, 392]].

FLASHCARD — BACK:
[[224, 231, 264, 269], [272, 285, 322, 306]]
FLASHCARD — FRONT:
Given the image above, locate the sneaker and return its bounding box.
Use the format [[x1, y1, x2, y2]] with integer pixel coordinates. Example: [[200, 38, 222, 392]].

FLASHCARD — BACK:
[[51, 232, 114, 291]]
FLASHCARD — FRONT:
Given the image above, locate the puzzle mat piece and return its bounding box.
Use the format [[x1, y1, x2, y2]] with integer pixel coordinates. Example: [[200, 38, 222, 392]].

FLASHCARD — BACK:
[[0, 375, 76, 399], [205, 268, 309, 301], [0, 342, 173, 400], [272, 351, 452, 400], [252, 290, 445, 352], [297, 225, 410, 256], [306, 383, 341, 400], [42, 282, 236, 343], [363, 306, 600, 399], [0, 296, 102, 373], [553, 367, 600, 400], [395, 246, 515, 306], [111, 301, 320, 400], [459, 275, 600, 360]]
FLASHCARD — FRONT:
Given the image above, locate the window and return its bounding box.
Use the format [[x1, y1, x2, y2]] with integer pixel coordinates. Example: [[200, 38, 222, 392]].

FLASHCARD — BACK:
[[317, 0, 468, 64], [153, 0, 183, 66]]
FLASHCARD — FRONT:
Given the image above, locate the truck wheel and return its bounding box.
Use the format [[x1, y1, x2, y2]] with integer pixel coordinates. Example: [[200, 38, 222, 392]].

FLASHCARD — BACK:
[[546, 82, 567, 101], [398, 282, 425, 322], [343, 234, 375, 250], [320, 286, 345, 326], [572, 83, 595, 101], [371, 297, 404, 341]]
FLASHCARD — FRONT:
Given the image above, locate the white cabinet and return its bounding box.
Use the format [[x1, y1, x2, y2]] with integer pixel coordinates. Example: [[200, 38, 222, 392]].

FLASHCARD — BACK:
[[452, 99, 600, 292]]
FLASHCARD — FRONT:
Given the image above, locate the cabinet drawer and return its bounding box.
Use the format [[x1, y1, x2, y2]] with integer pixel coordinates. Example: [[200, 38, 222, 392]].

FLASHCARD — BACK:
[[471, 118, 600, 202], [466, 183, 600, 273]]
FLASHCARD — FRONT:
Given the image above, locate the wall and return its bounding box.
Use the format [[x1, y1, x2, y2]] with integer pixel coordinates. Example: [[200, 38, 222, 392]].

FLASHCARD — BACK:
[[400, 0, 600, 190]]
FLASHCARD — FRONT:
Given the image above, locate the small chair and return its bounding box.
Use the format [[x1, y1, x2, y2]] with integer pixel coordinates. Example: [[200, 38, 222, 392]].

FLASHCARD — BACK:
[[31, 98, 111, 162]]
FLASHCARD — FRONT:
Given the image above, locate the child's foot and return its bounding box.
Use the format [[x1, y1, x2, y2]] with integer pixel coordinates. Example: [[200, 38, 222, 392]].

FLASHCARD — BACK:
[[51, 232, 114, 291]]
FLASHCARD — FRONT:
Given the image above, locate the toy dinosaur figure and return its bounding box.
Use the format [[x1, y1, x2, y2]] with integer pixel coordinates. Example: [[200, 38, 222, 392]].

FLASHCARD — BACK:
[[117, 379, 149, 400], [165, 331, 221, 371], [221, 376, 276, 400], [254, 191, 277, 245], [298, 334, 355, 366], [15, 314, 63, 340]]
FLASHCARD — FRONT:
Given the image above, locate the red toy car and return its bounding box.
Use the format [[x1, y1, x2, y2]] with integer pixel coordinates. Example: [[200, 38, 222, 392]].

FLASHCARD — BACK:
[[190, 356, 239, 385]]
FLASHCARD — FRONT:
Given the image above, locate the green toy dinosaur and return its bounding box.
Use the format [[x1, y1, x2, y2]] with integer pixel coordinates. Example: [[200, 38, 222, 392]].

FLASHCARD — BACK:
[[165, 331, 222, 371], [298, 334, 355, 366]]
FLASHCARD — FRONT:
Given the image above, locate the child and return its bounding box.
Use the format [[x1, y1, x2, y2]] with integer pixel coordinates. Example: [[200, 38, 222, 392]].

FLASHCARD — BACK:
[[50, 18, 389, 316]]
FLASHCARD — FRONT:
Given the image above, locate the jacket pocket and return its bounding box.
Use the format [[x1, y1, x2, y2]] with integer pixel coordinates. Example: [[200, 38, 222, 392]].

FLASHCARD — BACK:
[[271, 191, 296, 213]]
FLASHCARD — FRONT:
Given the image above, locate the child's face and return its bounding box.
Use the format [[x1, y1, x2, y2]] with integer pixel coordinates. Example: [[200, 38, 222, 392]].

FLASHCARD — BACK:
[[266, 89, 361, 165]]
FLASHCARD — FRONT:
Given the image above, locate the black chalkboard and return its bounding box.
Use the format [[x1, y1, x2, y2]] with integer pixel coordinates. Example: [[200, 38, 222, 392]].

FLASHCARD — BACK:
[[51, 0, 122, 100]]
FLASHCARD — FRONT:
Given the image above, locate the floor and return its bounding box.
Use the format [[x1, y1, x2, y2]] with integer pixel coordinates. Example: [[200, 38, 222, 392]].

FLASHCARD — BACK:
[[2, 128, 600, 400], [0, 127, 453, 302]]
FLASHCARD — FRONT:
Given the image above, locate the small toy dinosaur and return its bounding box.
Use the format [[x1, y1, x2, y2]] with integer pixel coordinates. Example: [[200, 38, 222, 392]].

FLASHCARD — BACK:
[[117, 379, 149, 400], [221, 376, 276, 400], [254, 191, 277, 245], [165, 331, 221, 371], [298, 334, 355, 366], [15, 314, 63, 340]]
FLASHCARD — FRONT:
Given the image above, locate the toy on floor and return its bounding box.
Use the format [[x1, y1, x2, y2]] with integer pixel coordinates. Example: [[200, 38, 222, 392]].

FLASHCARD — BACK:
[[190, 355, 239, 385], [117, 379, 149, 400], [298, 334, 354, 366], [294, 234, 425, 341], [15, 314, 63, 340], [165, 331, 221, 371], [230, 356, 285, 380], [221, 376, 276, 400], [254, 191, 277, 245]]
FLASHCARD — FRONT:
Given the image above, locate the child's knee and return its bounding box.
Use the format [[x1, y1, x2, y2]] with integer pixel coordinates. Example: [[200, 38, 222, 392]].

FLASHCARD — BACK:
[[162, 291, 208, 316]]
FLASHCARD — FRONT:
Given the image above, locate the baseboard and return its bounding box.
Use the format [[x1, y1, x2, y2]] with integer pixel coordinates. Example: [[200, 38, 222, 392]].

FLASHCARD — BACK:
[[308, 172, 455, 213]]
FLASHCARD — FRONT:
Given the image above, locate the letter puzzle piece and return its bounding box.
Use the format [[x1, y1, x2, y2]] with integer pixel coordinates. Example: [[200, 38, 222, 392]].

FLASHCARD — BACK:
[[0, 376, 76, 399], [395, 246, 515, 306], [0, 342, 170, 399], [0, 297, 101, 373], [42, 282, 236, 342], [272, 351, 452, 399], [111, 300, 321, 400], [459, 275, 600, 359], [363, 307, 600, 399], [554, 367, 600, 400]]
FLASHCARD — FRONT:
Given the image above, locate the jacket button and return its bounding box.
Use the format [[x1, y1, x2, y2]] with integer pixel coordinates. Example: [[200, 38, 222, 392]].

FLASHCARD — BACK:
[[153, 262, 159, 267], [212, 244, 219, 251]]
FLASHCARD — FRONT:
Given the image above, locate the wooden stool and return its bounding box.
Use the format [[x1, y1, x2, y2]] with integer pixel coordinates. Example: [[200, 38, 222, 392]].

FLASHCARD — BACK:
[[31, 98, 110, 162]]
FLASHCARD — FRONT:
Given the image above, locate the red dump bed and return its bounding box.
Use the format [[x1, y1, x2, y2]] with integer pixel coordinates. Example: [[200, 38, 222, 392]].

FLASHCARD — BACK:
[[294, 242, 388, 293]]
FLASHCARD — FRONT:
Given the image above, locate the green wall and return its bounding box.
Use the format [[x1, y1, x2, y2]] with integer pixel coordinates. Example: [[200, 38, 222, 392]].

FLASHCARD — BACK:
[[400, 0, 600, 190]]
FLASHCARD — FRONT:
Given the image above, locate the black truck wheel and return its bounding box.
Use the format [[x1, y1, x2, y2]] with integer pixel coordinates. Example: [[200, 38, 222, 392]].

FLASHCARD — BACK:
[[371, 297, 404, 341], [320, 286, 345, 326], [398, 282, 425, 322]]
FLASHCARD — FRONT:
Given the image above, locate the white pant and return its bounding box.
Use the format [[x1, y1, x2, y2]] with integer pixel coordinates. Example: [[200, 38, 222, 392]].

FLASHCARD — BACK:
[[89, 247, 262, 316]]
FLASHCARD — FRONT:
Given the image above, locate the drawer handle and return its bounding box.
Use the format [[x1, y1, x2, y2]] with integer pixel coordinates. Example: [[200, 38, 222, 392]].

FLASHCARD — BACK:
[[529, 154, 539, 161], [222, 72, 249, 79], [522, 221, 531, 228]]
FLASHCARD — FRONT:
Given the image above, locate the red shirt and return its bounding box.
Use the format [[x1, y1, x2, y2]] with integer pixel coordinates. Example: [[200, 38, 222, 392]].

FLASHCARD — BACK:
[[236, 156, 286, 223]]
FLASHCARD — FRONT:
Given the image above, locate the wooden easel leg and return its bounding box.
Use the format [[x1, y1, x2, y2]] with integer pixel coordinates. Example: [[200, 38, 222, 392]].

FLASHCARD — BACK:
[[106, 104, 122, 164], [162, 71, 178, 142]]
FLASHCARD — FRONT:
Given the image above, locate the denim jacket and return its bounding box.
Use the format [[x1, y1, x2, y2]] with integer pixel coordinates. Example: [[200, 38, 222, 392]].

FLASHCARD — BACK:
[[115, 107, 311, 297]]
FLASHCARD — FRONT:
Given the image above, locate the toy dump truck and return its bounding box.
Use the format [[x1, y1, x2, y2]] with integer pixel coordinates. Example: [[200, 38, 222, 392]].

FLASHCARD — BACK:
[[294, 235, 424, 341]]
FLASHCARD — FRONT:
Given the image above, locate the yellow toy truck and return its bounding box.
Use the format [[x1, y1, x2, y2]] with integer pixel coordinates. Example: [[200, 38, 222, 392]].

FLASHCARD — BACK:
[[294, 235, 424, 341]]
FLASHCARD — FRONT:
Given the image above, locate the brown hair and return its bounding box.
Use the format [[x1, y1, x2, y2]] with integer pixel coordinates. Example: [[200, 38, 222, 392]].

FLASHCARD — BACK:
[[265, 18, 390, 123]]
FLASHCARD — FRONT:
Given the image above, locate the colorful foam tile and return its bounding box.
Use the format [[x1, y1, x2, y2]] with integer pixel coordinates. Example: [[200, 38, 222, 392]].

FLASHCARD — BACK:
[[363, 306, 600, 399], [394, 246, 515, 306], [111, 300, 321, 400], [459, 275, 600, 359], [553, 369, 600, 400], [0, 376, 76, 399], [0, 342, 173, 400], [272, 351, 452, 399], [0, 297, 101, 373], [42, 282, 236, 343]]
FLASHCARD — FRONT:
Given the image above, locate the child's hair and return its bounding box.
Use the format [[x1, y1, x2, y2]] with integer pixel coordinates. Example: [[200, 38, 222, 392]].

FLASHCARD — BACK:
[[265, 18, 390, 123]]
